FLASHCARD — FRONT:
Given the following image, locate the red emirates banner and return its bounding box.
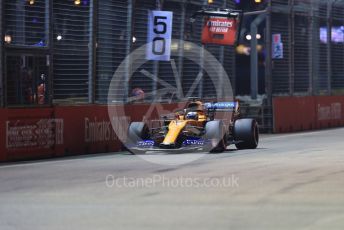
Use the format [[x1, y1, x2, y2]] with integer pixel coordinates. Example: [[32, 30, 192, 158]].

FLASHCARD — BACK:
[[201, 17, 237, 46]]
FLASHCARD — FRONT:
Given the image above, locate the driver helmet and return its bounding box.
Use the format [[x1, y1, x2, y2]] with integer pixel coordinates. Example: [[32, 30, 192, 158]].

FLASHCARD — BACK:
[[186, 111, 198, 120]]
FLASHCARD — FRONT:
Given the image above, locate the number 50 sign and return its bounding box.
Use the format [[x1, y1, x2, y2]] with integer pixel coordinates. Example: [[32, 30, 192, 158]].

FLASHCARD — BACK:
[[146, 11, 173, 61]]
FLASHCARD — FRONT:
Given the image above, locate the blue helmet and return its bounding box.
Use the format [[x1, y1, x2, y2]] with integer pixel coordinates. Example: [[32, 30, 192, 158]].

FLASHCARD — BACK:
[[186, 112, 198, 120]]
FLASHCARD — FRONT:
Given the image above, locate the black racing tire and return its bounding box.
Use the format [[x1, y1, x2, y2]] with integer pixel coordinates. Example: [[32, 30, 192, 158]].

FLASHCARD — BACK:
[[234, 119, 259, 150], [127, 122, 149, 146], [204, 120, 226, 153]]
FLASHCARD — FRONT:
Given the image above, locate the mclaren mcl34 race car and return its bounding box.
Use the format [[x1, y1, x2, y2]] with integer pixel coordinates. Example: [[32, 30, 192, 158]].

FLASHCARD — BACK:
[[126, 99, 259, 154]]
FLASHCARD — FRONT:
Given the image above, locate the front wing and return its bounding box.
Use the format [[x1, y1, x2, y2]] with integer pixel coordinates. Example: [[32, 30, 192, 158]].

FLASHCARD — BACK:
[[126, 138, 240, 154]]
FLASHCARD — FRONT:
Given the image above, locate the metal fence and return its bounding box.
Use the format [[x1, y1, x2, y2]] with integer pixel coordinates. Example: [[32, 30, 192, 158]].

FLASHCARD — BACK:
[[269, 0, 344, 97], [1, 0, 237, 106]]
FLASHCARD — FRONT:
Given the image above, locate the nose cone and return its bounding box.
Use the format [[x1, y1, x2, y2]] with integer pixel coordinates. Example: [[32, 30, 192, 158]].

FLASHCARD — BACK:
[[162, 120, 188, 146]]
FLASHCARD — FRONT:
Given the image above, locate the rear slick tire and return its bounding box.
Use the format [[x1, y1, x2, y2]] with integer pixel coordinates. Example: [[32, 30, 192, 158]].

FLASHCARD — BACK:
[[234, 119, 259, 150]]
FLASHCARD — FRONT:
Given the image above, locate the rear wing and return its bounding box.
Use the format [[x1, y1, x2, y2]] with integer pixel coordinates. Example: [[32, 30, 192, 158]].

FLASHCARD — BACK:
[[204, 102, 239, 112]]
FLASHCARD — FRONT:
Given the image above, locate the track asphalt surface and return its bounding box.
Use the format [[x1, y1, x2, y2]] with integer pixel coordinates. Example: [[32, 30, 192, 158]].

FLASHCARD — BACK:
[[1, 128, 344, 230]]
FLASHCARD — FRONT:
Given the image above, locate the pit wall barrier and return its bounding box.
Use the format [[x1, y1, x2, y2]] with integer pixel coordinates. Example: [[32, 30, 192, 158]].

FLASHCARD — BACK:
[[0, 103, 183, 163], [273, 96, 344, 133]]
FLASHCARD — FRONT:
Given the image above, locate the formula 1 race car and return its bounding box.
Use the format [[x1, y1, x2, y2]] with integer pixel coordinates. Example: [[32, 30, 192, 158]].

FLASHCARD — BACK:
[[126, 99, 259, 154]]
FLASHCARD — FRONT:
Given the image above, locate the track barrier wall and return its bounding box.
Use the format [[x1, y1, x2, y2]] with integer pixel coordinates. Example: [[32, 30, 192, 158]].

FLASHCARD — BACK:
[[0, 103, 183, 162], [1, 97, 343, 162], [273, 96, 344, 133]]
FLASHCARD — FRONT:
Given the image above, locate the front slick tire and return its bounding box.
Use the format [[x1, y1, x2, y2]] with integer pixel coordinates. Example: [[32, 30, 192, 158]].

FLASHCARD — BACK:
[[234, 119, 259, 150], [205, 120, 226, 153], [127, 122, 149, 154]]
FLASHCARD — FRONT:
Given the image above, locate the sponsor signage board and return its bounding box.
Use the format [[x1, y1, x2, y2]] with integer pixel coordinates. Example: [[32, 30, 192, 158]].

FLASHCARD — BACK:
[[146, 10, 173, 61], [272, 34, 283, 59], [201, 17, 238, 46]]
